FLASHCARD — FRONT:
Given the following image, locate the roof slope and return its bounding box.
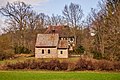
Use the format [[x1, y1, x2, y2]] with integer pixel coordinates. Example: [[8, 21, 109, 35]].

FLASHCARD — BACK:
[[44, 25, 74, 37], [35, 34, 59, 47], [58, 40, 68, 49]]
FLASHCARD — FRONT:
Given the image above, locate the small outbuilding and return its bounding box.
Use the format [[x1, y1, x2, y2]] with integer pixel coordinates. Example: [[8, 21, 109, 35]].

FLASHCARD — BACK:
[[35, 33, 68, 58]]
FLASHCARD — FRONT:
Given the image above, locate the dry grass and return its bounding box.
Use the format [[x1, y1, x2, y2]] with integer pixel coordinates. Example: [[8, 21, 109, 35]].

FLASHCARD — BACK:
[[0, 54, 80, 65]]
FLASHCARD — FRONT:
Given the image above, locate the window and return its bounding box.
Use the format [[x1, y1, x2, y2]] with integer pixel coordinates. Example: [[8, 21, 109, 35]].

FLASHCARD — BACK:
[[59, 37, 61, 40], [48, 49, 50, 54], [60, 51, 63, 54], [52, 30, 55, 33], [42, 49, 44, 54], [65, 38, 67, 40], [70, 38, 73, 41]]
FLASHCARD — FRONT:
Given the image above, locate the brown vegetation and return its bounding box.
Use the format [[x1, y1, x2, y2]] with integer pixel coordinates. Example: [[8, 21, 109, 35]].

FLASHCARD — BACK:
[[0, 58, 119, 71], [0, 0, 120, 61]]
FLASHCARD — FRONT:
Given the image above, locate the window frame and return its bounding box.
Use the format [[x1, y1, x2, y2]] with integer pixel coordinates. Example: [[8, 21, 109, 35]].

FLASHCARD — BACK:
[[42, 49, 44, 54], [60, 51, 63, 54], [48, 49, 50, 54]]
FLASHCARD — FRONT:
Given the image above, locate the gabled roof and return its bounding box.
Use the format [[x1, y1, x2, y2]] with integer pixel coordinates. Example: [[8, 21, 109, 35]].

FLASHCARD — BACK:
[[44, 25, 63, 34], [35, 34, 59, 47], [44, 25, 74, 37], [58, 40, 68, 49]]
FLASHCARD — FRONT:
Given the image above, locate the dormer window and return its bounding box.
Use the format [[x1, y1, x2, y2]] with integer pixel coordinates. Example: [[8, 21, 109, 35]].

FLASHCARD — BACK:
[[70, 38, 73, 41]]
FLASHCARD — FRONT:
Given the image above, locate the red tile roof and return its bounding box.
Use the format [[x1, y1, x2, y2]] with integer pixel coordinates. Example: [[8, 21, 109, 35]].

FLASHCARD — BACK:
[[44, 25, 63, 34], [44, 25, 74, 37]]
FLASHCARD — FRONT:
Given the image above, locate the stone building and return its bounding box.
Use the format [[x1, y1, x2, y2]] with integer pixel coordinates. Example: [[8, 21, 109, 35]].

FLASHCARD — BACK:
[[35, 33, 68, 58], [35, 25, 76, 58], [44, 25, 76, 51]]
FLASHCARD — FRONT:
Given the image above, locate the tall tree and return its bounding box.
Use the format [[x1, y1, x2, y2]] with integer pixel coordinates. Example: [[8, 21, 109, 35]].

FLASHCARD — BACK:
[[0, 1, 44, 53], [0, 1, 32, 31], [45, 14, 65, 26], [88, 0, 120, 60], [62, 3, 84, 46], [63, 3, 83, 27]]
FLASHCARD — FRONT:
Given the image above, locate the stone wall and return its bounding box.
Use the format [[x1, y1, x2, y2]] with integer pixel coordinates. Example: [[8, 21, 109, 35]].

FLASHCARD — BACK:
[[58, 49, 68, 58], [35, 47, 58, 58]]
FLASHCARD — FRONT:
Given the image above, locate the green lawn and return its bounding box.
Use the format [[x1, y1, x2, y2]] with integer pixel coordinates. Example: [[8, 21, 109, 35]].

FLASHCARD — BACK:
[[0, 71, 120, 80]]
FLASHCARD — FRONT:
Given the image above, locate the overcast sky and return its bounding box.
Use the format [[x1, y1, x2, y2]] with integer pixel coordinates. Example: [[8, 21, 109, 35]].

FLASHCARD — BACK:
[[0, 0, 100, 33]]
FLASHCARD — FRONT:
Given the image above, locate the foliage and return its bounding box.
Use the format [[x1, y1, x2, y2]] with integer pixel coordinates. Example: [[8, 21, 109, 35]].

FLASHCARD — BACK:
[[1, 58, 120, 71], [14, 46, 31, 54], [75, 45, 85, 55], [74, 58, 120, 71], [0, 1, 45, 53], [0, 50, 14, 60], [0, 0, 120, 62], [74, 58, 95, 71], [92, 51, 102, 59], [88, 0, 120, 61], [4, 59, 68, 70], [113, 61, 120, 71]]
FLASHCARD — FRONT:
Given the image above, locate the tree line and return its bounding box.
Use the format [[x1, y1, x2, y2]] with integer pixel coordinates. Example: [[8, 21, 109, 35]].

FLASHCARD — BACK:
[[87, 0, 120, 61], [0, 0, 120, 61]]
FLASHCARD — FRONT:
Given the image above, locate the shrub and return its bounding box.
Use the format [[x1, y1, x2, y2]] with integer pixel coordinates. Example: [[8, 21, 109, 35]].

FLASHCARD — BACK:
[[92, 51, 102, 59], [3, 58, 120, 71], [14, 46, 31, 54], [0, 50, 14, 60], [67, 62, 76, 71], [47, 59, 60, 70], [113, 61, 120, 71], [29, 60, 38, 69], [38, 60, 47, 69], [75, 45, 85, 55], [86, 60, 95, 70], [75, 58, 87, 70], [75, 58, 95, 71], [95, 60, 114, 71], [4, 59, 68, 70], [0, 50, 5, 60], [60, 61, 68, 70]]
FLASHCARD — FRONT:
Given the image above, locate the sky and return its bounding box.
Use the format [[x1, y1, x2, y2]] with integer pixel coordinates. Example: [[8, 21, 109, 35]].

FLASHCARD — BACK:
[[33, 0, 100, 17], [0, 0, 100, 33]]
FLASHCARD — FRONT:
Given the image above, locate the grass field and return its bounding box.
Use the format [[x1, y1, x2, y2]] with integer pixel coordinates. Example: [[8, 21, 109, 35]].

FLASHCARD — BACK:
[[0, 71, 120, 80]]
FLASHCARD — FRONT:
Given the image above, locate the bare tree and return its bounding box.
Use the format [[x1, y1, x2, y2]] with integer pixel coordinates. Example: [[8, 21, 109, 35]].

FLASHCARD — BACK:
[[88, 0, 120, 60], [62, 3, 84, 46], [0, 1, 43, 52], [63, 3, 83, 27], [45, 14, 65, 26], [0, 1, 32, 31]]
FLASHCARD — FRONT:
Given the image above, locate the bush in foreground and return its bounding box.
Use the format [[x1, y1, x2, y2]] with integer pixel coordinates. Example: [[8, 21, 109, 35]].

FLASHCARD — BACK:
[[4, 59, 68, 70], [0, 50, 14, 60], [75, 58, 95, 70], [1, 58, 120, 71]]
